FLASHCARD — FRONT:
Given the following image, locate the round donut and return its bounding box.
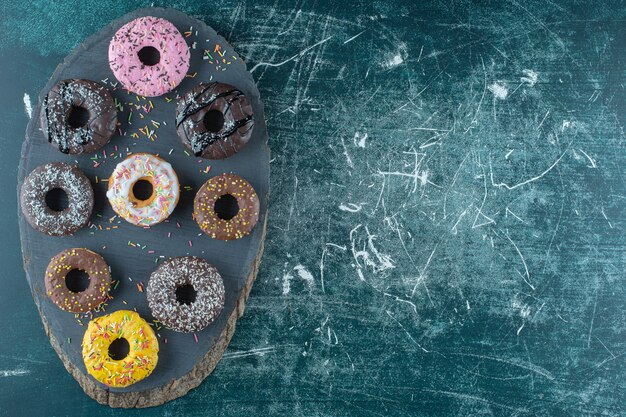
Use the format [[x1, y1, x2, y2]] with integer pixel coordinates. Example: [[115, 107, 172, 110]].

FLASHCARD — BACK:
[[82, 310, 159, 388], [20, 162, 94, 236], [175, 82, 254, 159], [41, 79, 117, 154], [109, 16, 190, 97], [45, 248, 111, 313], [106, 153, 180, 226], [147, 256, 225, 333], [193, 173, 259, 240]]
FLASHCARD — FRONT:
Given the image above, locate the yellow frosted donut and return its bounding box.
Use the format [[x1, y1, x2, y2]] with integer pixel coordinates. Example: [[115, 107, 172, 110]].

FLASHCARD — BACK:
[[82, 310, 158, 388]]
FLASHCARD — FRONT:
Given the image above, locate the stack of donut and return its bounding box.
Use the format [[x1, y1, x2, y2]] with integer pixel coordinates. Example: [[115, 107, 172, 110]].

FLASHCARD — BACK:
[[20, 15, 262, 388]]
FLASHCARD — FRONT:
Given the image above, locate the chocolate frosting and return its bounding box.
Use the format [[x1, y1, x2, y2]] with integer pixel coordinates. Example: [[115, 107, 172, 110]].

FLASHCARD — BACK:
[[20, 162, 94, 236], [40, 79, 117, 154], [147, 256, 225, 333], [45, 248, 111, 313], [175, 82, 254, 159], [193, 173, 259, 241]]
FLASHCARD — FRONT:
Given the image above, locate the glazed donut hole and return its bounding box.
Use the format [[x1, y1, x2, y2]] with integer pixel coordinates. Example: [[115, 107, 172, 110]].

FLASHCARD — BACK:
[[137, 46, 161, 66], [66, 105, 90, 129], [108, 337, 130, 361], [131, 178, 155, 202], [175, 283, 197, 305], [214, 194, 239, 220], [65, 268, 90, 293], [203, 109, 225, 133], [45, 187, 69, 212]]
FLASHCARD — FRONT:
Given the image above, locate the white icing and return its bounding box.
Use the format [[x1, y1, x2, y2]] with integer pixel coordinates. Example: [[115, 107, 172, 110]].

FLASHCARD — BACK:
[[106, 154, 179, 226]]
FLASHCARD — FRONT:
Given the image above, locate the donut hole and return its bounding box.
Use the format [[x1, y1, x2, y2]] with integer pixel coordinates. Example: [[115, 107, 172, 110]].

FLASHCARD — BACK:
[[175, 284, 197, 305], [45, 188, 69, 212], [132, 179, 154, 201], [214, 194, 239, 221], [67, 105, 90, 129], [203, 110, 225, 133], [65, 269, 90, 293], [108, 338, 130, 361], [137, 46, 161, 66]]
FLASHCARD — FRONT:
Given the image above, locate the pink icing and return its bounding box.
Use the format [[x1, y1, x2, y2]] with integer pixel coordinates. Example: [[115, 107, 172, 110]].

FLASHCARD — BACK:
[[108, 16, 190, 97]]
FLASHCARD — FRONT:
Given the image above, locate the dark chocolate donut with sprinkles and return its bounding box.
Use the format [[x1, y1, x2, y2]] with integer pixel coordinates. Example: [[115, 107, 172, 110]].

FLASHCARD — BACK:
[[175, 82, 254, 159], [40, 79, 117, 154], [193, 173, 260, 240], [20, 162, 94, 236], [45, 248, 111, 313], [147, 256, 225, 333]]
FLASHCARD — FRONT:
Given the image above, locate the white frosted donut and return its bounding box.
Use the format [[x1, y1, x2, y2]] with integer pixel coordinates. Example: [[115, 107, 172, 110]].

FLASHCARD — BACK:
[[106, 153, 179, 226]]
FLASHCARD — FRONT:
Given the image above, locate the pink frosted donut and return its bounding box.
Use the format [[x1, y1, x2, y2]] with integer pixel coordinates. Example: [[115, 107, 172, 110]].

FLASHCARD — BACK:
[[108, 16, 190, 97]]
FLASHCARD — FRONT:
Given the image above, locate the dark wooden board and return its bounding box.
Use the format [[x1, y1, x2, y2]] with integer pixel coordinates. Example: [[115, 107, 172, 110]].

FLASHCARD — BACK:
[[16, 7, 269, 408]]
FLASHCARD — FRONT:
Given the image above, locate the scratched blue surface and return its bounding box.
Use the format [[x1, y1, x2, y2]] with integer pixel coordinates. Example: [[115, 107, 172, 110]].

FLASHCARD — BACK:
[[1, 1, 625, 416]]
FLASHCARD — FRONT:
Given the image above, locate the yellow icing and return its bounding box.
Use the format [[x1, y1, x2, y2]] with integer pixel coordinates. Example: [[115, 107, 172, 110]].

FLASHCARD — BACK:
[[82, 310, 158, 388]]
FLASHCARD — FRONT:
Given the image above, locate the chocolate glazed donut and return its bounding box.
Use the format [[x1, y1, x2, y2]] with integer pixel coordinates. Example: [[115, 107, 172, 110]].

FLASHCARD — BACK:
[[193, 173, 260, 241], [175, 82, 254, 159], [45, 248, 111, 313], [20, 162, 94, 236], [41, 79, 117, 154], [147, 256, 225, 333]]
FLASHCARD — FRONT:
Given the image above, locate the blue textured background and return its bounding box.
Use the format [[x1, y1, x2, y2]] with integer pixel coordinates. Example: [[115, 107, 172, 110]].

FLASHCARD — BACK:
[[1, 0, 624, 415]]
